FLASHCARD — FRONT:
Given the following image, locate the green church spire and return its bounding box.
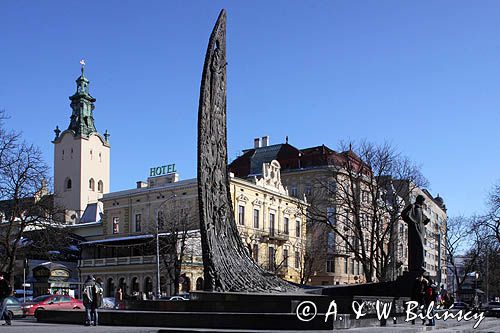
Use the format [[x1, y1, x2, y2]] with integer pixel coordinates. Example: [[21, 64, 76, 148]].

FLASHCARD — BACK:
[[68, 60, 97, 137]]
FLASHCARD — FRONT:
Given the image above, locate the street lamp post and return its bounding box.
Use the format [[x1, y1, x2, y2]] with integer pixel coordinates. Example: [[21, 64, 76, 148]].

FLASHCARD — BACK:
[[156, 194, 176, 299], [474, 272, 479, 308]]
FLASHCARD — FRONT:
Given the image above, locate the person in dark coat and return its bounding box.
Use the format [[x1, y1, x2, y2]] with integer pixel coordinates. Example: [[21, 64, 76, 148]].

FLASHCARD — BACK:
[[0, 273, 12, 326], [82, 275, 98, 326], [401, 195, 430, 274]]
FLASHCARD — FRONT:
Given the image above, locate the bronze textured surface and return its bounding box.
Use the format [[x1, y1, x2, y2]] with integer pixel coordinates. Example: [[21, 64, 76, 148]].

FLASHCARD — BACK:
[[196, 10, 297, 292]]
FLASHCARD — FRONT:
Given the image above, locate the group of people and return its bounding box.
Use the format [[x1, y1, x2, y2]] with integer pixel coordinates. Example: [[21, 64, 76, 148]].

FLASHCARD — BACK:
[[82, 275, 103, 326], [411, 272, 450, 326]]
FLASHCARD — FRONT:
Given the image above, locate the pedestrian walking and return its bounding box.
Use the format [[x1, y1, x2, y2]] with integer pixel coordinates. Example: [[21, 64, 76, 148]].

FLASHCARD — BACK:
[[82, 275, 103, 326], [0, 273, 12, 326]]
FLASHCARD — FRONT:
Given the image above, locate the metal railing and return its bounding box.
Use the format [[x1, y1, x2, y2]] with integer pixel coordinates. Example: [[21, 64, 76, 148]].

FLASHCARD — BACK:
[[78, 255, 156, 267]]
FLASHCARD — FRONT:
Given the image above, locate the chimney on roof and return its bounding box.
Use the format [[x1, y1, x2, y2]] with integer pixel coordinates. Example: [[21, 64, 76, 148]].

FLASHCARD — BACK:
[[136, 181, 148, 189], [254, 137, 261, 148], [261, 136, 269, 147]]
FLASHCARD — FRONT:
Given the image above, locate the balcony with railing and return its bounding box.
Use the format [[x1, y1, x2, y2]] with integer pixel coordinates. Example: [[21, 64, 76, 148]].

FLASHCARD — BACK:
[[79, 255, 157, 268], [267, 228, 289, 242]]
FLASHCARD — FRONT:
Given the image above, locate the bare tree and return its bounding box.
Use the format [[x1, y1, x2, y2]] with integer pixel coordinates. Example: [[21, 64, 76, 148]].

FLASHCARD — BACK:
[[305, 141, 427, 282], [299, 226, 327, 284], [445, 216, 479, 297], [469, 213, 500, 301], [156, 201, 198, 296], [484, 182, 500, 244], [0, 111, 67, 285]]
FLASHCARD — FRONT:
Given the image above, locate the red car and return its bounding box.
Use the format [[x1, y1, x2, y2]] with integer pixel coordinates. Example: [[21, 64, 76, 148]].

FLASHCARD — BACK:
[[22, 294, 83, 316]]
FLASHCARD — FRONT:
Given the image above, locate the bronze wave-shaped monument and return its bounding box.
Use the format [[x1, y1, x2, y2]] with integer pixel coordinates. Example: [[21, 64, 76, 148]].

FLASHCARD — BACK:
[[197, 10, 297, 292]]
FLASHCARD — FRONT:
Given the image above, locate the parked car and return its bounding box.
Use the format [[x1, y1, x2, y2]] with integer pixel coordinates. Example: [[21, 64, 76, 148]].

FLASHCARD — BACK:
[[452, 302, 469, 310], [168, 296, 188, 301], [22, 295, 83, 317], [4, 296, 24, 318], [484, 301, 500, 317]]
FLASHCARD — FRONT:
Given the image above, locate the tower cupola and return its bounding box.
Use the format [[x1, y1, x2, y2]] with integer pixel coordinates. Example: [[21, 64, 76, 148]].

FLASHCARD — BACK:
[[68, 60, 97, 137]]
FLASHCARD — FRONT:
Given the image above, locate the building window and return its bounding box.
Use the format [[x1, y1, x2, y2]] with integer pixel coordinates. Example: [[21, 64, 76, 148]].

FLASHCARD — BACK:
[[295, 220, 301, 237], [112, 217, 120, 234], [62, 150, 64, 160], [327, 207, 336, 225], [353, 236, 360, 253], [89, 178, 95, 191], [344, 257, 348, 274], [269, 213, 276, 236], [351, 259, 355, 275], [268, 247, 275, 270], [65, 178, 72, 190], [284, 217, 289, 234], [90, 149, 93, 160], [328, 181, 337, 194], [253, 209, 259, 228], [361, 190, 369, 203], [99, 152, 102, 162], [283, 249, 289, 268], [304, 185, 312, 197], [238, 205, 245, 226], [327, 231, 335, 254], [252, 244, 259, 263], [98, 180, 104, 193], [135, 214, 142, 232], [327, 259, 335, 273], [290, 186, 298, 197], [360, 213, 368, 228], [295, 251, 300, 269]]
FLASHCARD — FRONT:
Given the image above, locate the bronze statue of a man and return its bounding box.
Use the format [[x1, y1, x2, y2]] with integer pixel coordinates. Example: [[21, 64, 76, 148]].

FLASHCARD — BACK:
[[401, 195, 430, 274]]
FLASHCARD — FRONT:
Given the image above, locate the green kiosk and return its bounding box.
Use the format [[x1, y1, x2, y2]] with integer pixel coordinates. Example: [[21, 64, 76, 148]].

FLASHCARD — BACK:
[[32, 262, 73, 297]]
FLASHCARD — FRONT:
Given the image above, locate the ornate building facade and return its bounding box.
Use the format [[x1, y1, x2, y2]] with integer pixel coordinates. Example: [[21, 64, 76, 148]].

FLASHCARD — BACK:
[[229, 136, 447, 287], [77, 162, 307, 297]]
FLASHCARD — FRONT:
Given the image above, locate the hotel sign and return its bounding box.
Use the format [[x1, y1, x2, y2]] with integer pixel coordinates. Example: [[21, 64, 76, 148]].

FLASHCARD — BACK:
[[150, 164, 177, 177]]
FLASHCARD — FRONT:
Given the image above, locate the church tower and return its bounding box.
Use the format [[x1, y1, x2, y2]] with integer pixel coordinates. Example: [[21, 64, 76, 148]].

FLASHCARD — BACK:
[[53, 62, 110, 223]]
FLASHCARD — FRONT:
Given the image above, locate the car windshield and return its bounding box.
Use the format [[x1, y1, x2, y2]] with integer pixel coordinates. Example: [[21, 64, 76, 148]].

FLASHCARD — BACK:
[[6, 297, 19, 305], [32, 295, 52, 303]]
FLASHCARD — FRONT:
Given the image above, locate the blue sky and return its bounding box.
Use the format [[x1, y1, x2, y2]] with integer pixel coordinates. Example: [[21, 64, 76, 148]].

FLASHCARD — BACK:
[[2, 1, 499, 217]]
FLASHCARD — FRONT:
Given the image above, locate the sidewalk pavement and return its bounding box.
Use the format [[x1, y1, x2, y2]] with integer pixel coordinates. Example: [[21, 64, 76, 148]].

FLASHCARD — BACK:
[[1, 317, 499, 332]]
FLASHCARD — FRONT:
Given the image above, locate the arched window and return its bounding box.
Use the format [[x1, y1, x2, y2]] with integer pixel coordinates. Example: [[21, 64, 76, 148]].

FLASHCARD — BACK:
[[89, 178, 95, 191], [98, 180, 103, 193], [65, 178, 72, 190], [196, 277, 204, 291]]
